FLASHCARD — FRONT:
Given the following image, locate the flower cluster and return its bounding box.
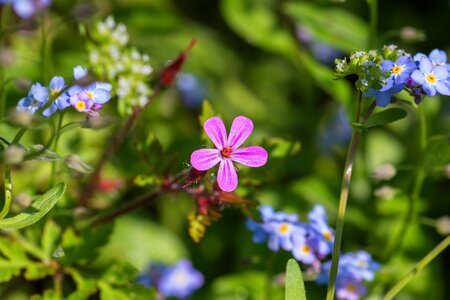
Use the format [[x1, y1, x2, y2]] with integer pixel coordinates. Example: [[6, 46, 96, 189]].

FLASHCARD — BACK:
[[190, 116, 268, 192], [335, 46, 450, 107], [246, 204, 334, 266], [247, 205, 380, 300], [87, 16, 153, 116], [0, 0, 51, 19], [317, 251, 381, 300], [16, 65, 112, 118], [137, 259, 204, 299]]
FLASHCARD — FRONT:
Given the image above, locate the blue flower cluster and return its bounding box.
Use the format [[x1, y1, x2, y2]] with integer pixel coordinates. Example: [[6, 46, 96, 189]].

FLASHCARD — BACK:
[[0, 0, 51, 19], [247, 205, 380, 300], [16, 66, 112, 118], [137, 259, 204, 299], [246, 204, 334, 265], [366, 48, 450, 107], [317, 251, 380, 300]]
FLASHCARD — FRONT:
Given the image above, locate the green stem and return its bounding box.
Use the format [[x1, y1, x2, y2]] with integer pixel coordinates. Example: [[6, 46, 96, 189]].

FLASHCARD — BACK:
[[383, 235, 450, 300], [368, 0, 378, 49], [50, 111, 64, 186], [0, 165, 12, 220], [325, 92, 364, 300], [385, 105, 427, 259]]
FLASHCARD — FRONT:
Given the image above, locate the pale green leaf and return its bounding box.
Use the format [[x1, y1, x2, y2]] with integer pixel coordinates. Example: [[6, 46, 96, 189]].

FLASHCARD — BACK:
[[285, 258, 307, 300]]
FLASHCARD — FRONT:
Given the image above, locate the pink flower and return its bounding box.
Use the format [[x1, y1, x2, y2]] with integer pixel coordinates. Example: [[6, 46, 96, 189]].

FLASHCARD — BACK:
[[190, 116, 268, 192]]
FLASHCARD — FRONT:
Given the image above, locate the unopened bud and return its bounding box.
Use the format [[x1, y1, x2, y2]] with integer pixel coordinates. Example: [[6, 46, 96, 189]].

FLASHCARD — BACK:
[[8, 109, 34, 127], [372, 163, 397, 181], [436, 216, 450, 236], [374, 185, 397, 200], [3, 145, 26, 164], [444, 164, 450, 179], [400, 26, 426, 43], [0, 48, 16, 66], [65, 154, 94, 174], [183, 167, 207, 188], [84, 114, 115, 129], [14, 193, 32, 208]]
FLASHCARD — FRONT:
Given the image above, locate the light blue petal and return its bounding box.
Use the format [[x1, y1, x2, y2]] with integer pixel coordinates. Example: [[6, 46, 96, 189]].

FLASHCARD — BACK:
[[375, 92, 391, 107], [73, 65, 88, 80], [411, 70, 425, 85], [429, 49, 447, 64], [55, 94, 70, 109], [66, 85, 83, 96], [380, 60, 394, 71], [93, 89, 111, 104], [433, 66, 448, 80], [419, 57, 432, 73], [49, 76, 65, 90], [435, 82, 450, 96], [12, 0, 34, 18], [413, 52, 426, 62], [42, 103, 58, 117], [422, 83, 436, 97], [96, 82, 113, 92], [396, 56, 411, 65]]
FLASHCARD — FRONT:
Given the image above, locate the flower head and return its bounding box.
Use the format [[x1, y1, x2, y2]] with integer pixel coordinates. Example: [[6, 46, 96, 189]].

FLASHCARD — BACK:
[[380, 56, 416, 86], [138, 259, 203, 299], [411, 56, 450, 96], [1, 0, 51, 19], [17, 83, 49, 114], [190, 116, 268, 192]]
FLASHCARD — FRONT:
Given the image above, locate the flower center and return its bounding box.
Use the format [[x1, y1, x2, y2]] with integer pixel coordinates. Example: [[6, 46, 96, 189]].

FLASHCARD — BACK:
[[323, 231, 332, 241], [75, 101, 86, 111], [87, 91, 94, 99], [302, 245, 310, 253], [221, 146, 233, 158], [278, 223, 290, 234], [426, 74, 436, 84], [51, 89, 60, 96], [346, 283, 356, 292], [391, 65, 403, 75]]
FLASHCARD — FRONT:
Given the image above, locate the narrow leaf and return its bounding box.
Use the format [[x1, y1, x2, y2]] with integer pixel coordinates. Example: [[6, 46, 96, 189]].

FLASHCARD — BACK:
[[285, 258, 306, 300], [0, 183, 66, 229], [364, 108, 407, 128]]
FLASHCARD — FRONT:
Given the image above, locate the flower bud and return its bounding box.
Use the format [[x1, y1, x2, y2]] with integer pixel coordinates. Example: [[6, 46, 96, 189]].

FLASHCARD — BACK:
[[371, 163, 397, 181], [183, 167, 207, 188], [436, 216, 450, 236], [3, 145, 26, 164], [8, 109, 34, 127], [65, 154, 94, 174]]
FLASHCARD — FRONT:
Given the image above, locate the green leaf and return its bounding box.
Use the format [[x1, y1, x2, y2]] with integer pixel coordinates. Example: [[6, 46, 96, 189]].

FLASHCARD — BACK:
[[285, 258, 306, 300], [283, 2, 368, 52], [64, 155, 94, 174], [263, 137, 301, 159], [61, 224, 113, 265], [24, 263, 54, 280], [41, 220, 62, 260], [66, 269, 98, 300], [364, 108, 407, 128], [135, 127, 165, 173], [101, 261, 138, 285], [98, 282, 129, 300], [0, 183, 66, 229]]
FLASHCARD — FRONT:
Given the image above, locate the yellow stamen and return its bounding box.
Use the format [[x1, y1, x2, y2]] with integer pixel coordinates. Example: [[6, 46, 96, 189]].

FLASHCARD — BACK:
[[323, 231, 332, 240], [76, 101, 86, 111], [87, 91, 94, 99], [391, 65, 402, 75], [302, 245, 310, 253], [346, 283, 356, 292], [51, 89, 60, 96], [426, 74, 436, 84], [278, 223, 290, 234]]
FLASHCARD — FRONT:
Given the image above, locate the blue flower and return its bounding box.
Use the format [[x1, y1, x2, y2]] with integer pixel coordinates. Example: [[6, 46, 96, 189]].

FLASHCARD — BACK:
[[0, 0, 51, 19], [176, 73, 207, 109], [138, 260, 204, 299], [339, 251, 380, 282], [380, 56, 417, 86], [49, 76, 65, 96], [336, 274, 368, 300], [17, 83, 49, 114], [411, 57, 450, 96], [307, 205, 334, 258], [291, 225, 320, 264], [158, 260, 204, 299], [364, 83, 404, 107]]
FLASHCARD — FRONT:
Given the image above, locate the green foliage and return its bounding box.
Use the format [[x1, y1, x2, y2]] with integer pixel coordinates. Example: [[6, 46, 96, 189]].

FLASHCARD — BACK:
[[364, 107, 408, 128], [0, 183, 66, 229], [283, 2, 368, 52], [285, 258, 307, 300]]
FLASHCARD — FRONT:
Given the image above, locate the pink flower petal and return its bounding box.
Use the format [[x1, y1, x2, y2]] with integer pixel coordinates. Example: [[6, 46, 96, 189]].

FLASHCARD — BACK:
[[227, 116, 253, 149], [204, 117, 227, 149], [217, 159, 238, 192], [231, 146, 268, 167], [190, 149, 221, 171]]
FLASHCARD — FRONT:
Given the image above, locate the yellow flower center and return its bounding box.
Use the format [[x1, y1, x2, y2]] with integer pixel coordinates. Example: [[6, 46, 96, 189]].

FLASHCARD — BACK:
[[302, 245, 310, 253], [87, 91, 94, 99], [76, 101, 86, 111], [278, 223, 290, 234], [346, 283, 356, 292], [221, 146, 233, 158], [51, 89, 60, 96], [391, 65, 402, 75], [426, 74, 436, 84], [323, 231, 332, 241]]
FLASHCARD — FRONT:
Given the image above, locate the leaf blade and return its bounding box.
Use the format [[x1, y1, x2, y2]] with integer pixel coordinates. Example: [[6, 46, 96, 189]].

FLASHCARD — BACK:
[[285, 258, 307, 300]]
